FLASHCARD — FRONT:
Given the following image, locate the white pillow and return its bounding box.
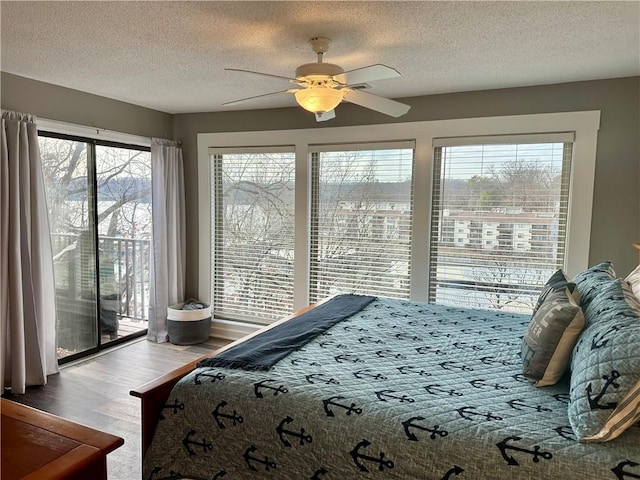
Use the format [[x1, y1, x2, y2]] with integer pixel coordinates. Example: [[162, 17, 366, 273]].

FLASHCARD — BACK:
[[625, 264, 640, 302]]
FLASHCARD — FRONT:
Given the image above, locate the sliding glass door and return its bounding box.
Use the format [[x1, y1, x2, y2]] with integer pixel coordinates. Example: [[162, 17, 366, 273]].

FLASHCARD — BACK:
[[40, 135, 99, 359], [39, 132, 151, 362]]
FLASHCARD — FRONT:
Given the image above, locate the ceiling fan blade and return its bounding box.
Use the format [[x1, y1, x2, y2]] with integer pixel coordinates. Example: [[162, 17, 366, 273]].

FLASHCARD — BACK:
[[342, 88, 410, 117], [223, 89, 298, 106], [225, 68, 297, 83], [333, 64, 400, 85], [315, 110, 336, 122]]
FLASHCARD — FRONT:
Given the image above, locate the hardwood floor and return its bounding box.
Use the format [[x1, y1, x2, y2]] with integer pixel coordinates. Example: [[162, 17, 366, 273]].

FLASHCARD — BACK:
[[5, 336, 229, 480]]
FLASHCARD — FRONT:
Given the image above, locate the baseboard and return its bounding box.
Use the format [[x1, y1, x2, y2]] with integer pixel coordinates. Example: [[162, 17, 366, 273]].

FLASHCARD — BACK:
[[210, 318, 261, 341]]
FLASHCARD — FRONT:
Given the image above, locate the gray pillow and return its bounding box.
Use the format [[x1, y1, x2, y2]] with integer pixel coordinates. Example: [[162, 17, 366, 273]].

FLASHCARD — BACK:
[[568, 279, 640, 442], [522, 270, 584, 387]]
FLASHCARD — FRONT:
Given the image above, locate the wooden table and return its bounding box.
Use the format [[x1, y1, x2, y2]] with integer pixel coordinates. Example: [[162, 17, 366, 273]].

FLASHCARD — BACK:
[[1, 398, 124, 480]]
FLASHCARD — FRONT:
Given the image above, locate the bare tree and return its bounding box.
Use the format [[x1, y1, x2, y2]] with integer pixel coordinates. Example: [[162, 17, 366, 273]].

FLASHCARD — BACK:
[[217, 153, 295, 317], [470, 249, 549, 311], [488, 159, 558, 211], [40, 139, 151, 239], [311, 151, 411, 299], [216, 149, 412, 317]]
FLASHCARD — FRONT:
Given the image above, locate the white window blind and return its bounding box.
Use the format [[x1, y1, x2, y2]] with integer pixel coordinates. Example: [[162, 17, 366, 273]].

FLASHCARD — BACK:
[[211, 151, 295, 324], [309, 145, 415, 303], [429, 140, 573, 313]]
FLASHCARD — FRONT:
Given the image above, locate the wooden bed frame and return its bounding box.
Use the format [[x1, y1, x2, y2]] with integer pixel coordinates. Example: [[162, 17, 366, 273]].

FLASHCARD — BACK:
[[130, 303, 316, 457]]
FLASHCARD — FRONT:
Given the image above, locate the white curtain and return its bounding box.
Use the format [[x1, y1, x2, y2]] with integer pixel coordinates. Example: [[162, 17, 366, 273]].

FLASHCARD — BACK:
[[1, 110, 58, 394], [148, 138, 186, 342]]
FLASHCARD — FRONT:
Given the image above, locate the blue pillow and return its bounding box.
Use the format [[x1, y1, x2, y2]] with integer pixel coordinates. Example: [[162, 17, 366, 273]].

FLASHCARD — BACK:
[[581, 274, 637, 328], [572, 261, 615, 315], [568, 279, 640, 442]]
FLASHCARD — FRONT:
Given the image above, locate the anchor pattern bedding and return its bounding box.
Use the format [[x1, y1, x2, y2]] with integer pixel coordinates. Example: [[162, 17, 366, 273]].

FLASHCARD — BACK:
[[144, 297, 640, 480]]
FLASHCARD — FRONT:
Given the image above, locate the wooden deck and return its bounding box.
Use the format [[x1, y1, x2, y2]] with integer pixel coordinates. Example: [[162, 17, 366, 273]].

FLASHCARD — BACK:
[[100, 316, 147, 344]]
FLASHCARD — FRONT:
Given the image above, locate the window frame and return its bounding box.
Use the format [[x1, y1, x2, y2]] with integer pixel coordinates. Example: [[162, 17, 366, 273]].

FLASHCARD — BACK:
[[198, 111, 600, 316]]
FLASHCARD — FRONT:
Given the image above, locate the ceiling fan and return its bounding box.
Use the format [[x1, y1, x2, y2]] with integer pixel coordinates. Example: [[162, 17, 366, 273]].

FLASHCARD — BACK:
[[224, 37, 411, 122]]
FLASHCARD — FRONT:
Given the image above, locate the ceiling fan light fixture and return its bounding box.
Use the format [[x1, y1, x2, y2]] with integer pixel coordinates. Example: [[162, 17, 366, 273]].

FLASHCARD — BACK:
[[294, 86, 343, 113], [226, 37, 410, 121]]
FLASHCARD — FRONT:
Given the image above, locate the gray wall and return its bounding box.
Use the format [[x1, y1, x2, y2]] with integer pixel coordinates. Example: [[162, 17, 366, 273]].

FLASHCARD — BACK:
[[3, 72, 638, 299], [174, 76, 639, 298], [1, 72, 172, 139]]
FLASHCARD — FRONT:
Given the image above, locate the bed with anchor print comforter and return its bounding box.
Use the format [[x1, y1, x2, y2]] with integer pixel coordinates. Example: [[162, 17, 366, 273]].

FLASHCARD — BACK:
[[143, 296, 640, 480]]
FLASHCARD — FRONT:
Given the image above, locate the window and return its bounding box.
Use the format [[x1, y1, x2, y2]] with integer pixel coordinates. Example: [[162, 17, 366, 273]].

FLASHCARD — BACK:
[[39, 131, 151, 361], [199, 112, 599, 332], [429, 136, 573, 313], [211, 150, 296, 325], [211, 145, 413, 323], [309, 146, 414, 303]]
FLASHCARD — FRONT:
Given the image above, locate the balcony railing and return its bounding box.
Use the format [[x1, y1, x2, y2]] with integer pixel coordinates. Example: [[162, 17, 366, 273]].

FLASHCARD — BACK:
[[52, 232, 151, 322]]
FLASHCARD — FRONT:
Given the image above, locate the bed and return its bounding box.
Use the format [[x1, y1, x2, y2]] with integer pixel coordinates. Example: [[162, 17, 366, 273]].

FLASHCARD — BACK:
[[132, 263, 640, 480]]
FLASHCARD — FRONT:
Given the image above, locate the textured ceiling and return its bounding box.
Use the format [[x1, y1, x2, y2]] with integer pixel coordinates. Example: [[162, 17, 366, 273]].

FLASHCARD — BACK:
[[1, 1, 639, 114]]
